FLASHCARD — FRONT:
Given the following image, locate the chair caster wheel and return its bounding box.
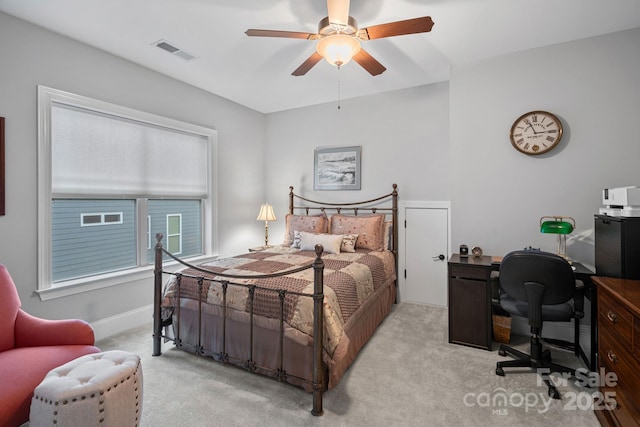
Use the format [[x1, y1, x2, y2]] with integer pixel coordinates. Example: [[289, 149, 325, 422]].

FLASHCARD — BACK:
[[498, 349, 507, 357], [496, 366, 505, 376]]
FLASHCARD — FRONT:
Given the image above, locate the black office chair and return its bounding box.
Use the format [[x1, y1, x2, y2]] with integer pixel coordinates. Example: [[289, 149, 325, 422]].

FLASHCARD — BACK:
[[495, 250, 584, 399]]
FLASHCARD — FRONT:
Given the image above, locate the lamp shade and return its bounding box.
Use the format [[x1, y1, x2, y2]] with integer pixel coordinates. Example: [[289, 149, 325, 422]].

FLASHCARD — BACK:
[[540, 216, 575, 234], [316, 34, 361, 67], [256, 204, 276, 222]]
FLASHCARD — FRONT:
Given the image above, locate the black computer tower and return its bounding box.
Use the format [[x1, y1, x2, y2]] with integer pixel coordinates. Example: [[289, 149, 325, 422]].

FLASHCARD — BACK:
[[594, 214, 640, 279]]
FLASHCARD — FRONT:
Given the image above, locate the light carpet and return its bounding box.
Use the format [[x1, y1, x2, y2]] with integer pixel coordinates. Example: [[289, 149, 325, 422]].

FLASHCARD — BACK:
[[96, 303, 601, 426]]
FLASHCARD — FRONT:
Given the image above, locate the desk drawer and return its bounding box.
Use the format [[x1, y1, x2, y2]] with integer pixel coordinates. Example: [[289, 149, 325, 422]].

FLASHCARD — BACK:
[[449, 265, 489, 280], [598, 288, 633, 346]]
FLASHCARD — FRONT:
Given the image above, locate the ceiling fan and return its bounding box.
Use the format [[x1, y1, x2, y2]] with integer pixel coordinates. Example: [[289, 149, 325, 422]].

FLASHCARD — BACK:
[[245, 0, 434, 76]]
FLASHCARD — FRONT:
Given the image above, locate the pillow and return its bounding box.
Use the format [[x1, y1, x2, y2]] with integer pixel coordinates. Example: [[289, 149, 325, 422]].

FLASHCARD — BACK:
[[282, 213, 328, 246], [298, 231, 344, 254], [330, 214, 386, 251], [384, 221, 393, 250], [340, 234, 358, 253]]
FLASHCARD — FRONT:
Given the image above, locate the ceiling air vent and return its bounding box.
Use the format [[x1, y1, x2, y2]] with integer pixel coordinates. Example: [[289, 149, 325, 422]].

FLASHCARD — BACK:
[[152, 39, 197, 61]]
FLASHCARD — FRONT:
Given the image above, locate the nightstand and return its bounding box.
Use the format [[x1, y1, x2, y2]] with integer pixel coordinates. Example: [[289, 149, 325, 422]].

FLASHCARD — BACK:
[[248, 245, 270, 252]]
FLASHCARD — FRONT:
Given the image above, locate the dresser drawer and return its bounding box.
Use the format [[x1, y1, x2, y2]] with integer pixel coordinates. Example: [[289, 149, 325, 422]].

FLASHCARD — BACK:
[[599, 381, 640, 427], [598, 287, 633, 346], [598, 328, 640, 416]]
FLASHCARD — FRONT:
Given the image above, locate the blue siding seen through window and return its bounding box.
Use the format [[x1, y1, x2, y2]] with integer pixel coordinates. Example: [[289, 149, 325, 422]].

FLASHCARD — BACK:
[[52, 199, 136, 282], [147, 199, 201, 262]]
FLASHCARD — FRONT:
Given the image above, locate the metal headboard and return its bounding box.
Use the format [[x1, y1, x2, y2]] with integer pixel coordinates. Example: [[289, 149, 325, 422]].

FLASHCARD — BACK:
[[288, 184, 398, 274]]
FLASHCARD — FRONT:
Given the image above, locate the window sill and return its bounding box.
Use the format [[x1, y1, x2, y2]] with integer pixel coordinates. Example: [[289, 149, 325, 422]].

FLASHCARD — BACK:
[[36, 254, 220, 301]]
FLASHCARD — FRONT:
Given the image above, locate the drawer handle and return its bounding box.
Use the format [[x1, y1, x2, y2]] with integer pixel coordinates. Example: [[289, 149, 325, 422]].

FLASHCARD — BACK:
[[607, 350, 619, 364], [606, 310, 619, 323]]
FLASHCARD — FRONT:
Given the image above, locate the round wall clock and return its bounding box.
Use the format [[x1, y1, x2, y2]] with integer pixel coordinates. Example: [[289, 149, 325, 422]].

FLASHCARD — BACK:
[[509, 110, 563, 155]]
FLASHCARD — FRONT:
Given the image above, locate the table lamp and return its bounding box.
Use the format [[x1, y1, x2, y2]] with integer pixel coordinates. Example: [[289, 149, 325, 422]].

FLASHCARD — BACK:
[[256, 204, 276, 247], [540, 216, 575, 260]]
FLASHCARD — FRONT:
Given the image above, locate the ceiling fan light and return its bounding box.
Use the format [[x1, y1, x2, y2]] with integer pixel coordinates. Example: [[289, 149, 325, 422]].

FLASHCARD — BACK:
[[316, 34, 361, 67]]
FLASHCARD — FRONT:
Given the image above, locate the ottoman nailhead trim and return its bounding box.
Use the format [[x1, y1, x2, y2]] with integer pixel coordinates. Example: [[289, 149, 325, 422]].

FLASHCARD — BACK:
[[33, 356, 142, 427]]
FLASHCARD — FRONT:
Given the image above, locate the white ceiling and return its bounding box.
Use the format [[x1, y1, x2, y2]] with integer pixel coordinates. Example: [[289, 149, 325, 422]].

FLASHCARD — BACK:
[[1, 0, 639, 113]]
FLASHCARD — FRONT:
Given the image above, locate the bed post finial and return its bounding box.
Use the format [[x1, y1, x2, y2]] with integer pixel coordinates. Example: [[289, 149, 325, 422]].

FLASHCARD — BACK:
[[289, 186, 294, 215]]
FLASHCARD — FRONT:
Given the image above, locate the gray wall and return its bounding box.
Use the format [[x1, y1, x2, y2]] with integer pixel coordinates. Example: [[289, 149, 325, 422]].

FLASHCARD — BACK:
[[450, 27, 640, 268], [0, 12, 265, 322], [264, 82, 450, 242]]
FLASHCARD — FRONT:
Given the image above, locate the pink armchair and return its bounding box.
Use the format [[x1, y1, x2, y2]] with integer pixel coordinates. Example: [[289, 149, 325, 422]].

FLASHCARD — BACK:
[[0, 264, 100, 427]]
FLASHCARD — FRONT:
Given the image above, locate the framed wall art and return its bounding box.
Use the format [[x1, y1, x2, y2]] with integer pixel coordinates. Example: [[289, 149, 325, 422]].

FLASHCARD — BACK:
[[0, 117, 4, 216], [314, 145, 361, 191]]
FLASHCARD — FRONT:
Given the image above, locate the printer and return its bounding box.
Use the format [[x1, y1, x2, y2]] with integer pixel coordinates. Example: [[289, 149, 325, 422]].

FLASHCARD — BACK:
[[600, 186, 640, 217]]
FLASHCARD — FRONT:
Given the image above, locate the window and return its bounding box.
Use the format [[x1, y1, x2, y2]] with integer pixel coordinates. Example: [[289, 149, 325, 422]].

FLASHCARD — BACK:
[[38, 86, 217, 296], [81, 212, 123, 226], [166, 214, 182, 255]]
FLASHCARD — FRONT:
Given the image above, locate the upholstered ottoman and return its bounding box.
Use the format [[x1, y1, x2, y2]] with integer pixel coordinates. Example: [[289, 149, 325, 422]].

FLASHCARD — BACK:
[[29, 350, 142, 427]]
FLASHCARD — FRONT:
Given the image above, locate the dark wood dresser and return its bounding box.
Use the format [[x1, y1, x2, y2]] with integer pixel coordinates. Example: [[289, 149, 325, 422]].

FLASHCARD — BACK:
[[592, 276, 640, 426]]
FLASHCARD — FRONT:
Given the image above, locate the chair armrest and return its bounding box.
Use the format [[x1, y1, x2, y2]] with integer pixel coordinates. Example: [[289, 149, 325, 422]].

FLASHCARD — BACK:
[[14, 309, 96, 347]]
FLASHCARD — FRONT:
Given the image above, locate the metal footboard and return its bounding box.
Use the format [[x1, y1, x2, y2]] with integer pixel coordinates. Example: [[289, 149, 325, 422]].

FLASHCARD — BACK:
[[152, 233, 326, 415]]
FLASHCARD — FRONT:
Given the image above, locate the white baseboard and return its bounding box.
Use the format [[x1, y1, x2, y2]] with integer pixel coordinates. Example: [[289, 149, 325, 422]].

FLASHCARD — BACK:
[[91, 304, 153, 341]]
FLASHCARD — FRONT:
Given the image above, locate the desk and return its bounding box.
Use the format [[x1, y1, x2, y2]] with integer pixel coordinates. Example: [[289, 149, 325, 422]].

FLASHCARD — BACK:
[[448, 254, 596, 370]]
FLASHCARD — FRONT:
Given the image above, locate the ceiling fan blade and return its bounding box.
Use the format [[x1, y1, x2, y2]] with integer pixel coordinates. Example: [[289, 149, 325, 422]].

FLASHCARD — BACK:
[[245, 29, 318, 40], [352, 49, 386, 76], [327, 0, 350, 26], [292, 52, 324, 76], [359, 16, 434, 40]]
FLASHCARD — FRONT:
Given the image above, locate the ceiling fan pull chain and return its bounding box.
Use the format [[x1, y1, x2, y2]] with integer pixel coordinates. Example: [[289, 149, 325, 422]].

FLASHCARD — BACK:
[[337, 68, 341, 110]]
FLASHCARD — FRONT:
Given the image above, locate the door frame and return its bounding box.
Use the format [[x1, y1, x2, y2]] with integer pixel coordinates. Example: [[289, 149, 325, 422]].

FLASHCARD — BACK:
[[398, 201, 452, 304]]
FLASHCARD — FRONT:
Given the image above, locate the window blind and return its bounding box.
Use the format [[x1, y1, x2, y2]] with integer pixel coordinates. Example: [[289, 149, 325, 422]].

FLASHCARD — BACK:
[[51, 103, 208, 197]]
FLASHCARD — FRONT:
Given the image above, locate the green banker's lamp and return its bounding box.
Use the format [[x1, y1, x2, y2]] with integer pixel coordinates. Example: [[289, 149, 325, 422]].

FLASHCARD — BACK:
[[540, 216, 575, 261]]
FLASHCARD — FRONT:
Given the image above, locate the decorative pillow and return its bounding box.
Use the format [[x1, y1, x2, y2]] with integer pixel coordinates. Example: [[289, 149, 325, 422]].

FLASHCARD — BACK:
[[299, 231, 344, 254], [384, 221, 393, 250], [330, 214, 385, 251], [282, 213, 328, 246], [340, 234, 358, 253]]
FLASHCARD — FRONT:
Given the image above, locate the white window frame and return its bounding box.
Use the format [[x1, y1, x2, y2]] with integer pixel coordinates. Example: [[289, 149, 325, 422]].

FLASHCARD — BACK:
[[147, 214, 152, 250], [37, 86, 218, 300]]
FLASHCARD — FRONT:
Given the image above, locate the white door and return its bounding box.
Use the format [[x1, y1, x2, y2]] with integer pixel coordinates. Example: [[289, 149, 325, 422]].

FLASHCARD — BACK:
[[401, 205, 449, 306]]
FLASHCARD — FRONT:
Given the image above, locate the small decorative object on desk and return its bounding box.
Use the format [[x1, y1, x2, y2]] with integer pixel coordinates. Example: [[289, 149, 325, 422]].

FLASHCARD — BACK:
[[472, 246, 483, 257], [459, 244, 469, 258]]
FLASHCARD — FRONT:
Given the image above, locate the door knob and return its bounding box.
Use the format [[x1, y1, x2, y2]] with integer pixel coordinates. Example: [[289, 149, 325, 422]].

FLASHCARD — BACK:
[[433, 254, 445, 261]]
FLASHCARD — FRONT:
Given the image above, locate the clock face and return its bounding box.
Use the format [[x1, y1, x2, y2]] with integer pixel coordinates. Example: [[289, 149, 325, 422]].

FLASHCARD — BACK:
[[510, 111, 563, 155]]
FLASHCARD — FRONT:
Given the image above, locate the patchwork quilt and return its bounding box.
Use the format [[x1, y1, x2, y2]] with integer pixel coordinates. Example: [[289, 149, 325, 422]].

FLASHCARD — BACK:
[[162, 245, 396, 355]]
